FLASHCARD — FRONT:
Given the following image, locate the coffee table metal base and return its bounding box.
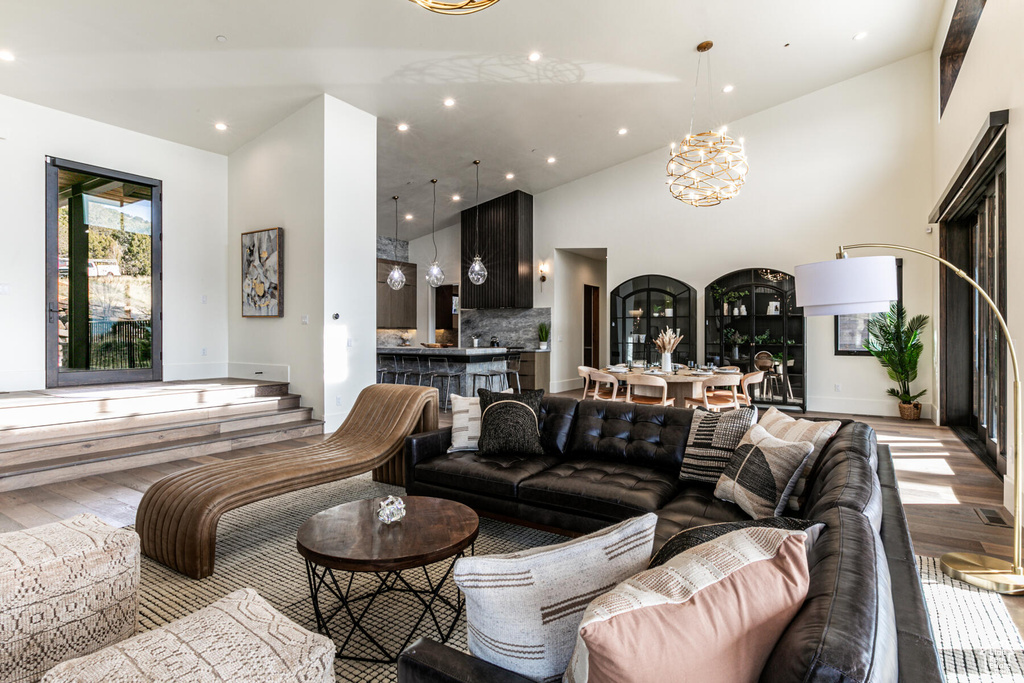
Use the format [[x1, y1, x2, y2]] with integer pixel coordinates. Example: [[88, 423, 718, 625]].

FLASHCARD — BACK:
[[304, 551, 468, 664]]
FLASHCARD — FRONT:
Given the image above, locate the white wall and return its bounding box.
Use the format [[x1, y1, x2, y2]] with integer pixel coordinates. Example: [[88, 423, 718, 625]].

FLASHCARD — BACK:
[[535, 53, 935, 418], [228, 95, 377, 430], [409, 222, 461, 344], [0, 93, 229, 391], [323, 95, 378, 428], [932, 0, 1024, 509], [550, 250, 608, 393]]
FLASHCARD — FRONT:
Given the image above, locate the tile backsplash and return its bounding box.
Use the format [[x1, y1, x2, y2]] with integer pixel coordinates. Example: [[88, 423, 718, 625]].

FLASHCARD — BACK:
[[377, 236, 409, 262], [377, 329, 415, 347], [460, 308, 551, 349]]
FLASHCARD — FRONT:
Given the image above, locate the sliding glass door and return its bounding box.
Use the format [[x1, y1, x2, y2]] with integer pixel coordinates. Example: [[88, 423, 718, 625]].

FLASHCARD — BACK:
[[45, 157, 162, 386]]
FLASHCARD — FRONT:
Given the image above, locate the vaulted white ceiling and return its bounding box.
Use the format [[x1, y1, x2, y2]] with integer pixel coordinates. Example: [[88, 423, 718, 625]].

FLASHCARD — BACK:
[[0, 1, 941, 240]]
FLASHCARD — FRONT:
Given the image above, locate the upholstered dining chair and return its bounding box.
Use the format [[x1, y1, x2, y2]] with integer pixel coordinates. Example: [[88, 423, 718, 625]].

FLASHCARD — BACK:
[[708, 370, 764, 407], [578, 365, 597, 399], [624, 374, 675, 407], [718, 365, 742, 372], [684, 373, 742, 411], [589, 370, 625, 401]]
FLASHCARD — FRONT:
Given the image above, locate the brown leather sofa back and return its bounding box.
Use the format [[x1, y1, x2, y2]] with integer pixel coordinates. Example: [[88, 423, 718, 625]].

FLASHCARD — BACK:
[[566, 400, 694, 475]]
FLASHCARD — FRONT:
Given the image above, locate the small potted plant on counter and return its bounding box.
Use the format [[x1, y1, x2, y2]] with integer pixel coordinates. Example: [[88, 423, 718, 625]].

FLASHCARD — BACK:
[[538, 322, 550, 351], [864, 302, 929, 420]]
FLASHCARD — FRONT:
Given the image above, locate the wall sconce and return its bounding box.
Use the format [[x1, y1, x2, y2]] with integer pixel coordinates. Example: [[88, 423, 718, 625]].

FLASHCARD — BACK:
[[539, 263, 549, 282]]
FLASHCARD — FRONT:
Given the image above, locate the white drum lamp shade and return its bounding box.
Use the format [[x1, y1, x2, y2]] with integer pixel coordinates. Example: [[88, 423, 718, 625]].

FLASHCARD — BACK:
[[794, 256, 898, 316]]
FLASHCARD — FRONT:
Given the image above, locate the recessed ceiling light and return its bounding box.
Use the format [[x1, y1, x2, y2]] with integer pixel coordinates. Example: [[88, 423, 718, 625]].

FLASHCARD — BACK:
[[452, 194, 461, 201], [547, 157, 556, 164], [506, 172, 515, 180], [216, 35, 228, 43], [722, 84, 734, 93], [405, 214, 414, 220], [443, 97, 456, 107], [528, 52, 542, 62], [853, 31, 868, 41], [0, 50, 14, 62], [397, 123, 410, 132], [618, 128, 628, 136], [214, 122, 228, 131]]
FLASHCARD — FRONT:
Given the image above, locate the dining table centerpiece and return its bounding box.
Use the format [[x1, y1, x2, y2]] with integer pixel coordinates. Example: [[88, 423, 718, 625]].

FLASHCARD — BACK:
[[654, 329, 682, 373]]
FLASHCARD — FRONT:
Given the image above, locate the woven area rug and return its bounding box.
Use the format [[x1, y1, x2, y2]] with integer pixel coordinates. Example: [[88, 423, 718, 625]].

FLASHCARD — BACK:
[[136, 474, 563, 682], [917, 556, 1024, 681]]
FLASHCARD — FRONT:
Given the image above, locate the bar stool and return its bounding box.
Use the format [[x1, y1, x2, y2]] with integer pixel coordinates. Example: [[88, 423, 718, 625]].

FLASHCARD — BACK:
[[503, 353, 522, 393], [398, 355, 427, 386], [470, 356, 508, 394], [427, 357, 463, 412], [377, 354, 398, 384]]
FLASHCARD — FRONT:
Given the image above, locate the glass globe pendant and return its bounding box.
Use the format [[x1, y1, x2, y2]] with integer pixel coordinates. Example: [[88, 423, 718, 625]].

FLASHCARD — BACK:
[[468, 256, 487, 285], [468, 160, 487, 285], [425, 179, 445, 288], [387, 196, 406, 290], [387, 265, 406, 290]]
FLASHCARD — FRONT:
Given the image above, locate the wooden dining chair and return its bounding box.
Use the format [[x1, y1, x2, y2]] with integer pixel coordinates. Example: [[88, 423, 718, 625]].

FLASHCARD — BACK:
[[709, 370, 764, 407], [718, 365, 742, 372], [684, 373, 742, 411], [589, 370, 625, 401], [625, 374, 675, 407], [578, 365, 597, 399]]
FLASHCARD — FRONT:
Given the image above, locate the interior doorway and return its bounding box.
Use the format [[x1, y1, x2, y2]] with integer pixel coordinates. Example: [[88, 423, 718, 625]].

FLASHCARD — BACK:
[[45, 157, 163, 387], [583, 284, 600, 368]]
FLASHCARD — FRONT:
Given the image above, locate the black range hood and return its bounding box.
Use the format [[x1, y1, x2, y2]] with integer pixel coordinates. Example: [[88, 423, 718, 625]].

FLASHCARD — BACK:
[[460, 190, 533, 309]]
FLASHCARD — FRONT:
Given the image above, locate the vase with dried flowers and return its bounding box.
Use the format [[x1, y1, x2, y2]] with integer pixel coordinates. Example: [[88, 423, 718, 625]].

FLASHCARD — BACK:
[[654, 329, 682, 373]]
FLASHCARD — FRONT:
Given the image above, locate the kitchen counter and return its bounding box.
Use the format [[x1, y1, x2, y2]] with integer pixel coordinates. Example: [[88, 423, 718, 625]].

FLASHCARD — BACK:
[[376, 346, 508, 357], [375, 347, 549, 397]]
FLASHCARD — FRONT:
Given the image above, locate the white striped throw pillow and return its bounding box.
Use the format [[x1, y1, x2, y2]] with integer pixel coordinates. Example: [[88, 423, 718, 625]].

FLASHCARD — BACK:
[[454, 514, 657, 682], [758, 407, 841, 511]]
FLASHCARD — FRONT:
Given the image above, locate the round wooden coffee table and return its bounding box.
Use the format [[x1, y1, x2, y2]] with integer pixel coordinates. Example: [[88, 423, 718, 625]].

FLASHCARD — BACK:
[[296, 496, 479, 664]]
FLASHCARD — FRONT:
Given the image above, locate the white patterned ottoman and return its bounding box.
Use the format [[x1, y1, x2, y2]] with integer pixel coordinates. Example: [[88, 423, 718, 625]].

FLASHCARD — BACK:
[[41, 588, 335, 683], [0, 514, 139, 683]]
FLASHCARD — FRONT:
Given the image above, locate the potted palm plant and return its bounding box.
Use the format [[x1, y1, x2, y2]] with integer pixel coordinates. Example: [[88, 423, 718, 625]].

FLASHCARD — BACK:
[[538, 322, 550, 351], [863, 302, 929, 420]]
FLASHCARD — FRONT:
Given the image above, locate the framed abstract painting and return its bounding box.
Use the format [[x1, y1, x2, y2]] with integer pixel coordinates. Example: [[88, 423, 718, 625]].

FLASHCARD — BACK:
[[241, 227, 284, 317]]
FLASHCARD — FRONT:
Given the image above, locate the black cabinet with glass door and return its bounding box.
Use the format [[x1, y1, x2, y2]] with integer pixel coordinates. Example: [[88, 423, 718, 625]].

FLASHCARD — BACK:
[[610, 275, 697, 368], [705, 269, 806, 412]]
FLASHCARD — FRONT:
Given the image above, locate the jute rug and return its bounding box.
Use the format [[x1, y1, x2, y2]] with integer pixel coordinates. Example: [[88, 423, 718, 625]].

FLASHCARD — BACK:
[[136, 474, 563, 682], [136, 474, 1024, 682]]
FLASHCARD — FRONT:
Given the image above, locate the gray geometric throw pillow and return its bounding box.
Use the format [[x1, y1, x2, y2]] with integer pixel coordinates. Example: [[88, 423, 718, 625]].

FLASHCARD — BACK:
[[478, 400, 545, 455], [714, 425, 814, 519], [680, 407, 757, 484]]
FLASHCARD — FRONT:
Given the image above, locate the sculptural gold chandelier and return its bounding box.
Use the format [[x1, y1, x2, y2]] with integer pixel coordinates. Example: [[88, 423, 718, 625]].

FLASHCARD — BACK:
[[667, 41, 749, 208], [408, 0, 500, 15]]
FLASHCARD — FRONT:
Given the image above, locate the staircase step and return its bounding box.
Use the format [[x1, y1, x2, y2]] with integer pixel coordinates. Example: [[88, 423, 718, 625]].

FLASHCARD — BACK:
[[0, 407, 315, 469], [0, 379, 290, 433], [0, 419, 326, 492], [1, 394, 301, 446]]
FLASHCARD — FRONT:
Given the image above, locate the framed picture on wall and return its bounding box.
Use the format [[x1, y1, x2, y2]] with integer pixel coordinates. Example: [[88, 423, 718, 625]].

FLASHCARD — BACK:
[[241, 227, 284, 317], [834, 258, 902, 355]]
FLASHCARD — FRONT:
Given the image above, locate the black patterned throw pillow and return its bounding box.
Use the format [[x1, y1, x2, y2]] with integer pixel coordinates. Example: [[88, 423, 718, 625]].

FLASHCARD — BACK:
[[649, 517, 825, 568], [680, 407, 757, 484], [715, 425, 815, 518], [478, 401, 545, 455]]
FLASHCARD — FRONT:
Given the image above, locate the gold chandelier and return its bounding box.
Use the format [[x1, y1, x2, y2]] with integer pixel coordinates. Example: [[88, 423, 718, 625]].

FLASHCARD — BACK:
[[667, 41, 749, 207], [408, 0, 500, 15]]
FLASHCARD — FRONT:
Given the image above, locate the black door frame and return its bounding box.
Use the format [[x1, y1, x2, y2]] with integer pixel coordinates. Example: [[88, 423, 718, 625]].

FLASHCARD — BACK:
[[45, 156, 163, 387]]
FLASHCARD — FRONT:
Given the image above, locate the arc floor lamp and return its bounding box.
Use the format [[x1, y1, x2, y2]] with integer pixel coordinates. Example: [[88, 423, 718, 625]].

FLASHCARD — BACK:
[[795, 243, 1024, 595]]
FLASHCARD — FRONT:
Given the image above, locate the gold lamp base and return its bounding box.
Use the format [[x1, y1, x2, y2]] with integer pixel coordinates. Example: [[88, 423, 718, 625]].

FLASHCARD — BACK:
[[940, 552, 1024, 595]]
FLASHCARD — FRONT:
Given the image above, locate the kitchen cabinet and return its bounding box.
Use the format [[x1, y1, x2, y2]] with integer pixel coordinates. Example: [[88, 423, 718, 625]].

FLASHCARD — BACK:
[[518, 351, 549, 392], [460, 190, 534, 309], [376, 258, 417, 329]]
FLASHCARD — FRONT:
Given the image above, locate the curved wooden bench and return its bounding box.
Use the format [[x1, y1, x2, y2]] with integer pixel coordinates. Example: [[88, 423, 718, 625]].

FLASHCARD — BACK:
[[136, 384, 438, 579]]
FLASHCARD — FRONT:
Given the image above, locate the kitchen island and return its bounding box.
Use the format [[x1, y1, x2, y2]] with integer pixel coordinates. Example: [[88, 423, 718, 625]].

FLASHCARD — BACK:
[[375, 346, 549, 399]]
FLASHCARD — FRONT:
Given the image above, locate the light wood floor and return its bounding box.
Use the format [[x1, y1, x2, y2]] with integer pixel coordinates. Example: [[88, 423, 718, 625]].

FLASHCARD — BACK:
[[2, 404, 1021, 633]]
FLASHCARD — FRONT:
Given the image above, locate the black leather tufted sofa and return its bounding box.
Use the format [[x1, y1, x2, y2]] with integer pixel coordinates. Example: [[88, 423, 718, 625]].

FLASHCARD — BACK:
[[400, 397, 944, 683]]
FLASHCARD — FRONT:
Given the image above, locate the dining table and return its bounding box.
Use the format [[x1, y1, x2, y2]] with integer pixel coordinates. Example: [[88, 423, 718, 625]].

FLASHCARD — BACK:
[[600, 367, 738, 403]]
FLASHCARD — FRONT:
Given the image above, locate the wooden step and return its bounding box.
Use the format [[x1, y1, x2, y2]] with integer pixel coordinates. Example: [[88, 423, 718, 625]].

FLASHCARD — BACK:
[[1, 394, 301, 445], [0, 419, 325, 492], [0, 407, 315, 469], [0, 379, 290, 433]]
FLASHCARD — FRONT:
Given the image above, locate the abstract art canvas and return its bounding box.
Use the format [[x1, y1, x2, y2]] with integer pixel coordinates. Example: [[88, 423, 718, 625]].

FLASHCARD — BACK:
[[241, 228, 284, 317]]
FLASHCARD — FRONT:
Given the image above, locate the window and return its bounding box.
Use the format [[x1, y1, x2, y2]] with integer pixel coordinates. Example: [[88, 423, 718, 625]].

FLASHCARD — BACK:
[[834, 259, 903, 355]]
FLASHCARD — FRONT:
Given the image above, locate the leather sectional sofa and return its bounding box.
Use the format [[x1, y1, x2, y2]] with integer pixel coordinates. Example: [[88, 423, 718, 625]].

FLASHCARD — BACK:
[[398, 397, 944, 682]]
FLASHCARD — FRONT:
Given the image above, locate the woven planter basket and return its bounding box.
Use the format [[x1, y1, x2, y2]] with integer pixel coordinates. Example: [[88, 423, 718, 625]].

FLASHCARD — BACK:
[[898, 402, 922, 421]]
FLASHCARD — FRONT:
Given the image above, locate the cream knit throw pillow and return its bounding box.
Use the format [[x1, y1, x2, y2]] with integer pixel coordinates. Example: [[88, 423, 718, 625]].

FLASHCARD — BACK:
[[758, 407, 841, 511]]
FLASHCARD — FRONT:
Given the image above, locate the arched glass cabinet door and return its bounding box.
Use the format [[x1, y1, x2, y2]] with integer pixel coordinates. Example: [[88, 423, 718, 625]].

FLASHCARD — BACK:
[[610, 275, 697, 368], [704, 268, 806, 412]]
